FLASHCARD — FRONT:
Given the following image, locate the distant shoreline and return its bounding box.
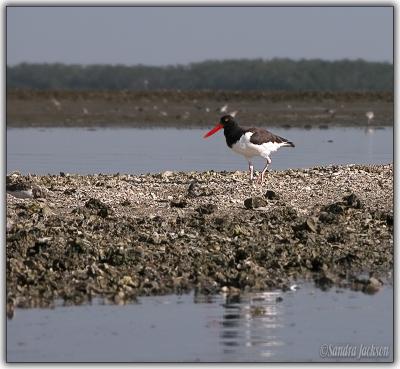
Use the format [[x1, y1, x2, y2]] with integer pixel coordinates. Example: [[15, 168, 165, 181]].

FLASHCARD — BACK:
[[7, 90, 393, 128]]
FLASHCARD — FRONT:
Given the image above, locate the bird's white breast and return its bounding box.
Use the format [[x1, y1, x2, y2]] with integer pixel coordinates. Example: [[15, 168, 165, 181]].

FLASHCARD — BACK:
[[231, 132, 286, 159]]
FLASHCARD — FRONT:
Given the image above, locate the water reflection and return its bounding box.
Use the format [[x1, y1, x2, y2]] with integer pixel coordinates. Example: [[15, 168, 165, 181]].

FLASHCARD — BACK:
[[219, 291, 285, 359], [363, 125, 388, 163], [7, 285, 393, 362]]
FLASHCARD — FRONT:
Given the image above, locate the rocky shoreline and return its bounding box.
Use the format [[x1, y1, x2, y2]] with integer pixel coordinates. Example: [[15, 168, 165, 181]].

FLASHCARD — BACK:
[[6, 164, 393, 317], [7, 90, 393, 127]]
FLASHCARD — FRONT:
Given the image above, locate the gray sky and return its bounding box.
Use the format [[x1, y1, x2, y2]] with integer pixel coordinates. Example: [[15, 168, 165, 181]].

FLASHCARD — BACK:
[[7, 6, 393, 66]]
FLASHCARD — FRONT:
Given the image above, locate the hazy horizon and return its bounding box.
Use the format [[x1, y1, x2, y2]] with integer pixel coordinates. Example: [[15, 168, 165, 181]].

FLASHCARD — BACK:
[[7, 56, 394, 68], [7, 6, 393, 66]]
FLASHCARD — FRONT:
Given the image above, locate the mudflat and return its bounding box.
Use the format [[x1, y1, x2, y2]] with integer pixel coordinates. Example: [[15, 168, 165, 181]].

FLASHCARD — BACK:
[[7, 90, 393, 127]]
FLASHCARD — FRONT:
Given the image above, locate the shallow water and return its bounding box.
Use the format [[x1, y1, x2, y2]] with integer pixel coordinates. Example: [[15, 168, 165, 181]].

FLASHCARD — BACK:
[[6, 126, 392, 174], [7, 283, 393, 362]]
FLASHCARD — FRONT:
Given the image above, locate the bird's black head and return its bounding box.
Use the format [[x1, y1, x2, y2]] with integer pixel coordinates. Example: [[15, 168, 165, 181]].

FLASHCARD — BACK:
[[219, 114, 236, 127], [204, 114, 238, 138]]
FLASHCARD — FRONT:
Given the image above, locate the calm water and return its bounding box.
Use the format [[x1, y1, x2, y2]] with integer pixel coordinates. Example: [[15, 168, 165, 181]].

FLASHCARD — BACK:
[[6, 126, 393, 174], [7, 283, 393, 362]]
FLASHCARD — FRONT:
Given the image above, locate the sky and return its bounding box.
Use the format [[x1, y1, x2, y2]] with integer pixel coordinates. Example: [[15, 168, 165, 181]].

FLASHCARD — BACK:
[[6, 6, 393, 66]]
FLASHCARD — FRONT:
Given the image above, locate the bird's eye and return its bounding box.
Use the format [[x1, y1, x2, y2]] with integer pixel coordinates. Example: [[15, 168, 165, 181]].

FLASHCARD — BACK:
[[224, 118, 228, 122]]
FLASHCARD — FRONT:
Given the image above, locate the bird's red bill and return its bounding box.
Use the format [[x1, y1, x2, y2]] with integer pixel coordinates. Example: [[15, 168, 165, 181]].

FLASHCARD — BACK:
[[204, 123, 223, 138]]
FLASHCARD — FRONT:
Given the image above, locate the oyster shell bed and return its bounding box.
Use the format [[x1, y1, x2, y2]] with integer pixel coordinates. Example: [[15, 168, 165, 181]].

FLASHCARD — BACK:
[[6, 164, 393, 314]]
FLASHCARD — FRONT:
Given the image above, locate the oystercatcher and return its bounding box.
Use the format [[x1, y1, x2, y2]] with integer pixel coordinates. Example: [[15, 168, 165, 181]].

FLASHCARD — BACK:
[[204, 115, 295, 183]]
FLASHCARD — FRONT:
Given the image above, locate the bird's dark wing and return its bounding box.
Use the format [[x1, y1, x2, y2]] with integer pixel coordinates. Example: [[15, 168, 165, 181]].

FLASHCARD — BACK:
[[246, 127, 295, 147]]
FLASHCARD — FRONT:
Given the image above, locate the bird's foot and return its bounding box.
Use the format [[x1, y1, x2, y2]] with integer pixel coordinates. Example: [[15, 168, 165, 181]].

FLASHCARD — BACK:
[[249, 170, 268, 184]]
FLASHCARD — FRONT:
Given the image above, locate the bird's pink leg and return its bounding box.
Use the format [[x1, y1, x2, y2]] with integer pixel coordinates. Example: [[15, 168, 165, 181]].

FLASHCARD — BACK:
[[259, 158, 271, 184], [248, 161, 255, 181]]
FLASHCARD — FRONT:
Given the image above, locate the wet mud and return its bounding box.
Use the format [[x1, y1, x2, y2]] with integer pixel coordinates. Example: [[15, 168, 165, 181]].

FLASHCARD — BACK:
[[7, 90, 393, 128]]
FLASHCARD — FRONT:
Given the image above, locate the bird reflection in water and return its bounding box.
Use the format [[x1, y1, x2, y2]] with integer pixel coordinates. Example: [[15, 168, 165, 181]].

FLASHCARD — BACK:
[[219, 291, 285, 359], [364, 111, 386, 134]]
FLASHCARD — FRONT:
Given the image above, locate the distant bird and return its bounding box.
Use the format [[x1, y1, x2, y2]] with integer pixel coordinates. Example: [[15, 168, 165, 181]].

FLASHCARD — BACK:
[[82, 107, 89, 115], [325, 108, 336, 118], [219, 104, 228, 113], [366, 111, 374, 124], [204, 115, 295, 183], [50, 98, 61, 110]]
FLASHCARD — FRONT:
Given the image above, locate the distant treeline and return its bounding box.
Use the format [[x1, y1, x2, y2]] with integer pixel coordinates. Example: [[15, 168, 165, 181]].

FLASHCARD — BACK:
[[7, 59, 393, 91]]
